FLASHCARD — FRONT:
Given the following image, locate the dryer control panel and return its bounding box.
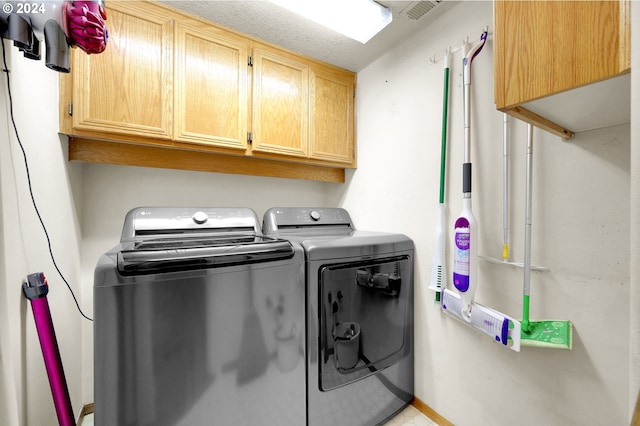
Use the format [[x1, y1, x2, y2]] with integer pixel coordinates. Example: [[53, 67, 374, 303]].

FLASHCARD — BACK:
[[263, 207, 354, 231]]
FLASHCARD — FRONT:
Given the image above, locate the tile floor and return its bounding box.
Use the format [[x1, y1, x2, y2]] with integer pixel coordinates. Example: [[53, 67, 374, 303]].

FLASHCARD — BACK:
[[79, 404, 435, 426]]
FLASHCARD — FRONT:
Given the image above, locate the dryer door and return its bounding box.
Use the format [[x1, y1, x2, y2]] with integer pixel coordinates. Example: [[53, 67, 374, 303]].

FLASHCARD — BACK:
[[318, 255, 411, 391]]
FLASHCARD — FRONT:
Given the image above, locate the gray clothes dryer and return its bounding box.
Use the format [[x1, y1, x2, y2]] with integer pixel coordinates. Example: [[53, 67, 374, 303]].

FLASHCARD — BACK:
[[94, 207, 306, 426], [263, 207, 414, 426]]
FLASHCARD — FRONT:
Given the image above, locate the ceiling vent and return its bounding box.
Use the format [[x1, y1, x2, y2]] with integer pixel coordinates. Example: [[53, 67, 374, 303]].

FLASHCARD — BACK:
[[404, 1, 442, 20]]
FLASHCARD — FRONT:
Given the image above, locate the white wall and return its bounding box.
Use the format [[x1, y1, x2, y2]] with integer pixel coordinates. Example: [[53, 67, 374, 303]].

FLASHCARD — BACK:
[[329, 2, 632, 425], [629, 0, 640, 420], [0, 40, 84, 426]]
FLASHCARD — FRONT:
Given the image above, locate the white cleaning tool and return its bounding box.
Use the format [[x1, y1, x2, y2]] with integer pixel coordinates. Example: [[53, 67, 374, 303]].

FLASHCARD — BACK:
[[442, 288, 521, 352], [452, 30, 487, 321]]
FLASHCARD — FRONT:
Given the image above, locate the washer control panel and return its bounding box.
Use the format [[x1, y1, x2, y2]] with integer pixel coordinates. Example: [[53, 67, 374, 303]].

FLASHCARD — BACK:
[[120, 207, 261, 242]]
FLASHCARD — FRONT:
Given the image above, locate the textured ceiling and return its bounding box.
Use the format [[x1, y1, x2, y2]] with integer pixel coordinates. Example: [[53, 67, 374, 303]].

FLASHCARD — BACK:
[[161, 1, 456, 72]]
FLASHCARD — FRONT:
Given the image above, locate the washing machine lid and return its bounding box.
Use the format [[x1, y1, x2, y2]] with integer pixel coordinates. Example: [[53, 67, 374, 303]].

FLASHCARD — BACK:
[[117, 235, 295, 275], [115, 207, 294, 274]]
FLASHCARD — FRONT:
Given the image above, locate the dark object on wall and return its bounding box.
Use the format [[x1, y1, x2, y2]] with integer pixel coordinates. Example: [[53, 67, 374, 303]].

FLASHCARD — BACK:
[[0, 1, 107, 72]]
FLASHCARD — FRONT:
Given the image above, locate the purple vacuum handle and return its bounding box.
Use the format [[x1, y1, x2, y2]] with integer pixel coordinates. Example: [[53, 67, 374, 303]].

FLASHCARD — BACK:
[[23, 273, 76, 426]]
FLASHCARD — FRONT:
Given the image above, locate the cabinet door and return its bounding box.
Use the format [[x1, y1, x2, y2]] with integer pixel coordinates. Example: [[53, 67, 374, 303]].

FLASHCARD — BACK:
[[495, 0, 630, 110], [310, 68, 355, 165], [174, 22, 249, 150], [71, 2, 173, 139], [251, 47, 309, 158]]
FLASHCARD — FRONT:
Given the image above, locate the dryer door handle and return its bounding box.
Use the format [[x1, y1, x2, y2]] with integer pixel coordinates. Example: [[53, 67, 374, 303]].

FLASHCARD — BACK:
[[355, 268, 401, 297]]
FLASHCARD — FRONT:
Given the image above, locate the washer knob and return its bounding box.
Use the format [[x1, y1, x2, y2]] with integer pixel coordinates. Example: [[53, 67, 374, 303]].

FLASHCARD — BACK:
[[192, 211, 208, 224], [310, 210, 321, 221]]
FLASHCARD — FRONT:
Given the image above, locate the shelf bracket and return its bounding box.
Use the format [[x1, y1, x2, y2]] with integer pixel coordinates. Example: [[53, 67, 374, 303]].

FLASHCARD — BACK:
[[503, 106, 574, 141]]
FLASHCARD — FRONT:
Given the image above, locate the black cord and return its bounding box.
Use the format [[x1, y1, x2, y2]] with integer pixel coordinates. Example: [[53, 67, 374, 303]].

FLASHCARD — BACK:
[[1, 38, 93, 322]]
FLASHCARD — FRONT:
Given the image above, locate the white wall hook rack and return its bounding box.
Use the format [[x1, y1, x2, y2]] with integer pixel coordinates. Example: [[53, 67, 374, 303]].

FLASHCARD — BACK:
[[429, 26, 492, 65]]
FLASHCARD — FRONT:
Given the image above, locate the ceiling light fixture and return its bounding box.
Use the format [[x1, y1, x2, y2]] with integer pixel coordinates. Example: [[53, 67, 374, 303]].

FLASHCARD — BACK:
[[269, 0, 392, 44]]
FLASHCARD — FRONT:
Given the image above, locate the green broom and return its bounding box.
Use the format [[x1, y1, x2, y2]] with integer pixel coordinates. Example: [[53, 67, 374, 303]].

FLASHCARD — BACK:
[[429, 50, 451, 304], [520, 124, 572, 349]]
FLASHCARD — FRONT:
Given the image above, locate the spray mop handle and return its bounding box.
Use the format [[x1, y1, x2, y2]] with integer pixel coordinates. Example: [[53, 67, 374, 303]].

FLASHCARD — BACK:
[[22, 272, 49, 300], [463, 30, 488, 85], [462, 163, 472, 195], [502, 113, 510, 261]]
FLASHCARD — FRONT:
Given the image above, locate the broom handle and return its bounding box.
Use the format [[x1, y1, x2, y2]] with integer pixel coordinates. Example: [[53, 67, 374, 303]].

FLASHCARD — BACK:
[[522, 123, 534, 332], [502, 113, 510, 260], [438, 51, 451, 204]]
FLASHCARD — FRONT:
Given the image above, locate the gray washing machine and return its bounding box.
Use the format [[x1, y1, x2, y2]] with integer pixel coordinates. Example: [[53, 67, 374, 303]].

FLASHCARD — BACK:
[[94, 207, 306, 426], [263, 207, 414, 426]]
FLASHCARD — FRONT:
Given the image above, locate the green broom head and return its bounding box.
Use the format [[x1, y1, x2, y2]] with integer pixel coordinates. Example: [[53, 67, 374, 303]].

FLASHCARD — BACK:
[[521, 320, 573, 350], [521, 296, 573, 349]]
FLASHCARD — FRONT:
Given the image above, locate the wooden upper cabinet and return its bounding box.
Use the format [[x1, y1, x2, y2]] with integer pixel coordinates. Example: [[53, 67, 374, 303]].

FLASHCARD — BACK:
[[70, 1, 173, 139], [251, 46, 309, 158], [494, 0, 630, 139], [310, 67, 355, 165], [251, 46, 356, 166], [61, 1, 357, 180], [174, 21, 249, 150]]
